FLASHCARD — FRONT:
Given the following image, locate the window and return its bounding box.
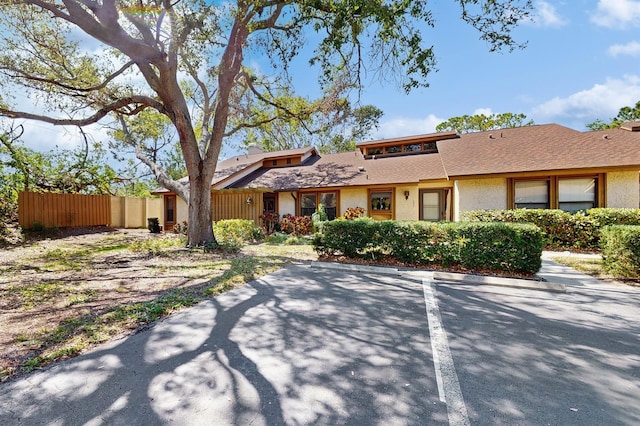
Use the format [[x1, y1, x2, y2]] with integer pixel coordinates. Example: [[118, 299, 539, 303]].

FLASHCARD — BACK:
[[165, 195, 175, 222], [420, 190, 446, 221], [300, 191, 338, 220], [559, 177, 596, 212], [405, 143, 422, 152], [263, 193, 277, 212], [423, 141, 437, 152], [371, 190, 392, 211], [510, 175, 602, 212], [514, 180, 549, 209], [367, 147, 383, 156], [385, 145, 402, 154], [320, 192, 337, 220], [300, 193, 316, 217]]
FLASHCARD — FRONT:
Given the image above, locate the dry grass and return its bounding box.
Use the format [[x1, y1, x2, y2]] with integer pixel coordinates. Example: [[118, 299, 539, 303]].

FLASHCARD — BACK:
[[0, 228, 317, 382]]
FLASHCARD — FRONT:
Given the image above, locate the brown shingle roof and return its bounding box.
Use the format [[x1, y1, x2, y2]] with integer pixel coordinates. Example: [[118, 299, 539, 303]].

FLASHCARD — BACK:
[[228, 150, 447, 190], [156, 124, 640, 193], [437, 124, 640, 177]]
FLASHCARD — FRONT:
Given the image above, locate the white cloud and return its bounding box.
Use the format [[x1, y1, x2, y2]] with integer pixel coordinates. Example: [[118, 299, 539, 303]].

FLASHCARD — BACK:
[[372, 114, 445, 139], [591, 0, 640, 29], [608, 40, 640, 56], [525, 1, 568, 28], [531, 75, 640, 124], [472, 108, 493, 116]]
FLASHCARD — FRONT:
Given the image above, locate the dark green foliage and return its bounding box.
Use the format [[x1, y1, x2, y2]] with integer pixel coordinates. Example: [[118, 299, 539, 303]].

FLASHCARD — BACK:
[[314, 220, 542, 274], [601, 226, 640, 278], [462, 208, 640, 250], [461, 209, 592, 249], [586, 208, 640, 227]]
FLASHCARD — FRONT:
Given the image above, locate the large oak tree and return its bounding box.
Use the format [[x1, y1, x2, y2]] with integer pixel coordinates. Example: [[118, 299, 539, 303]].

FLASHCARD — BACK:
[[0, 0, 532, 246]]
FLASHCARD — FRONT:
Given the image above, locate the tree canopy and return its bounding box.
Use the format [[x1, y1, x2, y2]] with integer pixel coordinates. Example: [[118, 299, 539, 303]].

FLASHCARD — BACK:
[[0, 124, 116, 228], [0, 0, 533, 246], [435, 112, 534, 134], [586, 101, 640, 130], [238, 88, 384, 154]]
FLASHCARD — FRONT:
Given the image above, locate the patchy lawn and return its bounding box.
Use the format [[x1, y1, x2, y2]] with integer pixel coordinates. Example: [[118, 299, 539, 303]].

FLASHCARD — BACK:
[[550, 253, 640, 287], [0, 227, 317, 382]]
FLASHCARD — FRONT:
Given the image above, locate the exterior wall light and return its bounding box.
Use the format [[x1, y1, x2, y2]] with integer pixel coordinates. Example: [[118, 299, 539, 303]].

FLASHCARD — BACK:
[[246, 196, 253, 204], [404, 190, 410, 200]]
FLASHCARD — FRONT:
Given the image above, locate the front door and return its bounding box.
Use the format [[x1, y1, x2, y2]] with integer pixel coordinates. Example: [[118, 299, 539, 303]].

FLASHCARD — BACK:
[[164, 194, 176, 232], [420, 190, 446, 221], [263, 193, 277, 213]]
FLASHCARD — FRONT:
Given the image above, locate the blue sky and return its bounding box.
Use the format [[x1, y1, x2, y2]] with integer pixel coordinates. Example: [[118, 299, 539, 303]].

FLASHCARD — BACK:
[[349, 0, 640, 139], [14, 0, 640, 157]]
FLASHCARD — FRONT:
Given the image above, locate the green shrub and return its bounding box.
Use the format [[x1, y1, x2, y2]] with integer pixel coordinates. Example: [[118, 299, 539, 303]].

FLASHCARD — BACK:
[[311, 205, 329, 233], [453, 222, 542, 274], [213, 219, 262, 251], [586, 208, 640, 227], [462, 209, 597, 249], [600, 225, 640, 278], [315, 217, 388, 259], [265, 232, 290, 244], [315, 220, 542, 274]]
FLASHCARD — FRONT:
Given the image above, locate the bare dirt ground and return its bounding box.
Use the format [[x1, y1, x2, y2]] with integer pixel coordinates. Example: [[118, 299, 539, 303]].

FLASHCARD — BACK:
[[0, 226, 316, 382]]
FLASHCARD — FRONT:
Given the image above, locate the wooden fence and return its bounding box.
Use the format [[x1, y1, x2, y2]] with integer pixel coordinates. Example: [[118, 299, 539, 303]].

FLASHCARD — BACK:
[[211, 190, 264, 224], [19, 191, 111, 229], [18, 192, 165, 230]]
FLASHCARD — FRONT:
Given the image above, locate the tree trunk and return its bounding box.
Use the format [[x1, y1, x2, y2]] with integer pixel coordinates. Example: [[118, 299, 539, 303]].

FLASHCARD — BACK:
[[187, 175, 216, 247]]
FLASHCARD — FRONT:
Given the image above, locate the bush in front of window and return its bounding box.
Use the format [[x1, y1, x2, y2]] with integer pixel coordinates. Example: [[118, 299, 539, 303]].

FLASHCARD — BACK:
[[341, 207, 365, 220], [314, 220, 542, 274], [462, 208, 640, 250], [600, 225, 640, 279], [461, 209, 598, 249], [586, 208, 640, 227]]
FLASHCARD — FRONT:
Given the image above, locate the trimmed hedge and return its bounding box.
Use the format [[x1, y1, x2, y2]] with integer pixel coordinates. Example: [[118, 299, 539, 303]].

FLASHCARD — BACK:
[[601, 225, 640, 279], [586, 208, 640, 227], [461, 208, 640, 250], [314, 219, 542, 274]]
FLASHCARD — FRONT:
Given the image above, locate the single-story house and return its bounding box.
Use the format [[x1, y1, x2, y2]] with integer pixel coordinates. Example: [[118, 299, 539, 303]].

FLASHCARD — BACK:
[[153, 122, 640, 231]]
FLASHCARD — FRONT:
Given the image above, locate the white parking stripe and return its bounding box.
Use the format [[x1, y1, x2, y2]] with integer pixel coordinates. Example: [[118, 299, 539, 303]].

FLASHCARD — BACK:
[[423, 276, 470, 426]]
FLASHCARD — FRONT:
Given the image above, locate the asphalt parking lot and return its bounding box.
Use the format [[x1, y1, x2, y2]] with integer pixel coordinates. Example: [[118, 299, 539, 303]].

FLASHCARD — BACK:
[[1, 261, 639, 425]]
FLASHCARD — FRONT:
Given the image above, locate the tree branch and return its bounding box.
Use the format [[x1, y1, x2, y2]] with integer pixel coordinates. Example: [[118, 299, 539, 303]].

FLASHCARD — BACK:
[[0, 60, 136, 94], [0, 96, 164, 127]]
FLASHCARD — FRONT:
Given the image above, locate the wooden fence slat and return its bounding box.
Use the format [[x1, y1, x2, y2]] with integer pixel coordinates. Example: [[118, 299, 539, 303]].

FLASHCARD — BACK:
[[18, 192, 111, 229]]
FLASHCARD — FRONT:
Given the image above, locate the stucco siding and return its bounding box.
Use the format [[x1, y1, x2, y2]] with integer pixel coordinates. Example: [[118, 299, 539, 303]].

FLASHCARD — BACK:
[[176, 197, 188, 224], [340, 188, 368, 216], [395, 186, 419, 221], [607, 171, 640, 208], [277, 192, 296, 216], [454, 178, 507, 221]]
